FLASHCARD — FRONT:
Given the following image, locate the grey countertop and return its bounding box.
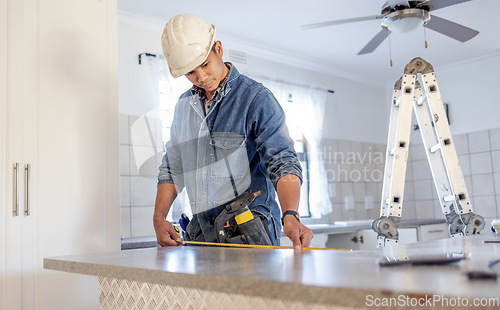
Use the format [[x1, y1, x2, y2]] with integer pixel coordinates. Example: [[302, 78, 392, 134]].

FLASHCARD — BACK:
[[120, 219, 445, 250], [45, 233, 500, 308]]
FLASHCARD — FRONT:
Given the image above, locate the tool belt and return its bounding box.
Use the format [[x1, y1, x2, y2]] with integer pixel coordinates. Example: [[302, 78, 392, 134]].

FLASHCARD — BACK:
[[214, 204, 273, 245], [183, 190, 273, 246]]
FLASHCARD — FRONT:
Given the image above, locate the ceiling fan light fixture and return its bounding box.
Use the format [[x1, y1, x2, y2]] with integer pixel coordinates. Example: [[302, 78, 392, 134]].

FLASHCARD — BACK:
[[388, 17, 424, 33], [382, 8, 430, 34]]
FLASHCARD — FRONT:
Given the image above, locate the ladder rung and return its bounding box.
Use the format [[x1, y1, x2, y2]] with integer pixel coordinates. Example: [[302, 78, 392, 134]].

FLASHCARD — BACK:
[[416, 96, 425, 106], [443, 195, 455, 202], [429, 143, 441, 154]]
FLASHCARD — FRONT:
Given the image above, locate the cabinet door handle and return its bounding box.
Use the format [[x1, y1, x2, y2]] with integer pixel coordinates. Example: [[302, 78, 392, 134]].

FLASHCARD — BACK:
[[25, 164, 30, 216], [13, 163, 19, 216]]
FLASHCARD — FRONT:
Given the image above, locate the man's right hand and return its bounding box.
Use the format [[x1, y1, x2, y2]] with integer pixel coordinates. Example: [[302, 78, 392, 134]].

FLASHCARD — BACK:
[[154, 218, 183, 247]]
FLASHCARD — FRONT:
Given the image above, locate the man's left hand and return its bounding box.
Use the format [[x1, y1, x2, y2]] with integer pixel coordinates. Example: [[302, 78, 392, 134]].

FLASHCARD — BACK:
[[283, 216, 314, 250]]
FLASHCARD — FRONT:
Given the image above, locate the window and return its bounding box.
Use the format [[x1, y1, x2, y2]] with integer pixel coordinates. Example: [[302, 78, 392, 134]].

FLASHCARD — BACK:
[[284, 94, 311, 218], [158, 77, 192, 222]]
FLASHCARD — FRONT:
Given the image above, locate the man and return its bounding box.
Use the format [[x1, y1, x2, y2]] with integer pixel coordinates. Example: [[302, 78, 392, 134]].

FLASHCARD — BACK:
[[153, 13, 313, 250]]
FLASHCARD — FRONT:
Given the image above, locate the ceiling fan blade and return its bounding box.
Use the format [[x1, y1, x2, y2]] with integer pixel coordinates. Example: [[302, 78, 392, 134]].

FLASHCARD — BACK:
[[301, 15, 384, 30], [387, 0, 410, 7], [425, 15, 479, 42], [421, 0, 472, 11], [358, 28, 390, 55]]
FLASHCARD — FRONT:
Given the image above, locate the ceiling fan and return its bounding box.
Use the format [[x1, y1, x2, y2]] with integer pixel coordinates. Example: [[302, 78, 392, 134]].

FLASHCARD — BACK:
[[301, 0, 479, 55]]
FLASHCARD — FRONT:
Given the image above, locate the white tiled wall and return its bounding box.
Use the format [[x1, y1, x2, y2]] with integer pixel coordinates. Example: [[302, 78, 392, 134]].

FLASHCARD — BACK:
[[311, 127, 500, 226], [120, 114, 163, 239], [403, 127, 500, 225], [319, 139, 385, 223]]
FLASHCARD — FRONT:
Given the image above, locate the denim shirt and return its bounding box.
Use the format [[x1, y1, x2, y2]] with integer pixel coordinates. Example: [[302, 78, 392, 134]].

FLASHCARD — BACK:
[[158, 64, 302, 241]]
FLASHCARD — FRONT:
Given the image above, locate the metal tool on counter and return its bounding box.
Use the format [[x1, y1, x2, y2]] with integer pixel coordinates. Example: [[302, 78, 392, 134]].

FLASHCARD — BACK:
[[463, 257, 499, 281], [377, 253, 465, 266], [487, 259, 500, 269]]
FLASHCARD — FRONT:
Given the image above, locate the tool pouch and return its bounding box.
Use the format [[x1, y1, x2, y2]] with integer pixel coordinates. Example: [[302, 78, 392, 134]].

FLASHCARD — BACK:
[[182, 215, 204, 242], [214, 206, 273, 245]]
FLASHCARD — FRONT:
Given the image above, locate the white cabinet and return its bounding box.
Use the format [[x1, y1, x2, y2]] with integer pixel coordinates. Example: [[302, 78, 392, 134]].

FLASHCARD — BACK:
[[1, 1, 38, 308], [357, 228, 417, 250], [325, 228, 418, 250], [324, 224, 445, 250], [1, 0, 119, 309], [417, 222, 449, 241]]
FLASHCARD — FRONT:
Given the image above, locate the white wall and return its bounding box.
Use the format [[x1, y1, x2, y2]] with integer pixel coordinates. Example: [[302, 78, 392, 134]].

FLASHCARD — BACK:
[[437, 55, 500, 135], [118, 22, 161, 117], [237, 56, 389, 144], [385, 54, 500, 137], [321, 79, 388, 143]]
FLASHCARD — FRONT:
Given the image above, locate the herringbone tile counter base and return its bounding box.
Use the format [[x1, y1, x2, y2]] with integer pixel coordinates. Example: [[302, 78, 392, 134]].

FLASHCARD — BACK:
[[98, 277, 354, 310]]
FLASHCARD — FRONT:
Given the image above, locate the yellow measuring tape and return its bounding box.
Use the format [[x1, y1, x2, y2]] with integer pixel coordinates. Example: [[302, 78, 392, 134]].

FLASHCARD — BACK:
[[182, 240, 351, 251]]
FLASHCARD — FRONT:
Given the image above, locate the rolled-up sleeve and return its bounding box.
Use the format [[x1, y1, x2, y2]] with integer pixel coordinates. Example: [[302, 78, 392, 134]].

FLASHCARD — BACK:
[[248, 88, 303, 188], [157, 118, 185, 189], [157, 145, 184, 188]]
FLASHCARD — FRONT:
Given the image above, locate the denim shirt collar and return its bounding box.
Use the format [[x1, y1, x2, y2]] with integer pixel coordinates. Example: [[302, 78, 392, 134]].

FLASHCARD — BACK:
[[189, 63, 239, 118], [219, 62, 239, 99]]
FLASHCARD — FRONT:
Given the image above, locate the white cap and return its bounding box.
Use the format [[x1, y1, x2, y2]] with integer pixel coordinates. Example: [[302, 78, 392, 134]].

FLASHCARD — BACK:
[[161, 14, 216, 78]]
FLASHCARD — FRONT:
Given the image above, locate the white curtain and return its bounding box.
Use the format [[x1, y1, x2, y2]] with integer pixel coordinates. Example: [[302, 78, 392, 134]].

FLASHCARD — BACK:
[[139, 54, 192, 220], [262, 78, 332, 218], [129, 54, 165, 177], [135, 54, 190, 159]]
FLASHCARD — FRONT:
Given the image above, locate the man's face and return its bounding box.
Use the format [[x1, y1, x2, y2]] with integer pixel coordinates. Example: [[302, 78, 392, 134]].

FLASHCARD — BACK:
[[185, 41, 228, 96]]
